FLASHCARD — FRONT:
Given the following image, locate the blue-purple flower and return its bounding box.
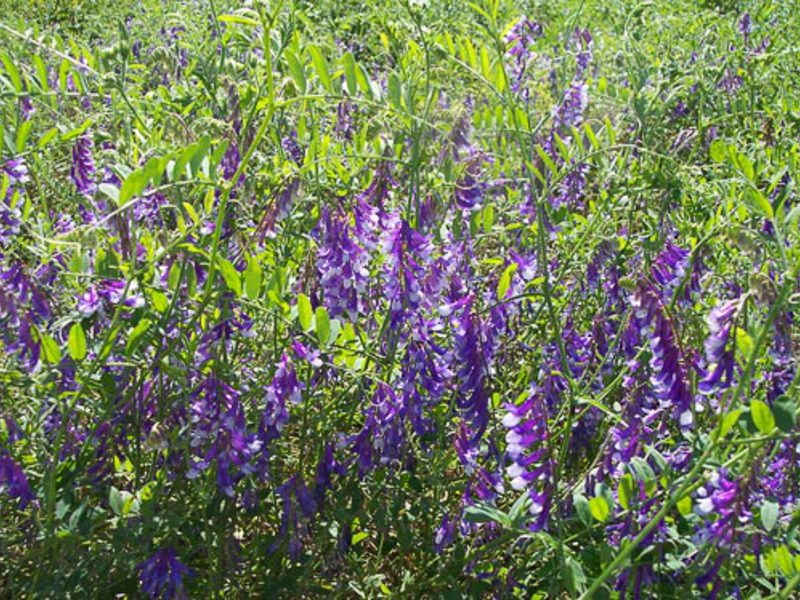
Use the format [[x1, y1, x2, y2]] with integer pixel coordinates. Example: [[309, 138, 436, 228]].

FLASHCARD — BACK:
[[70, 134, 96, 196], [137, 547, 192, 599]]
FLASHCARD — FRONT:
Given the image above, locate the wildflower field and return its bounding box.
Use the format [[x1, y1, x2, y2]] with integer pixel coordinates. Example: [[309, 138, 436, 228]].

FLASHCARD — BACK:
[[1, 0, 799, 597]]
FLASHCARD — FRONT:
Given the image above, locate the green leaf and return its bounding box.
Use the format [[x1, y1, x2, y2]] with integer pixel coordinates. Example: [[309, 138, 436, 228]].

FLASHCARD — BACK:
[[748, 189, 774, 219], [297, 293, 313, 331], [677, 495, 693, 516], [37, 127, 59, 149], [751, 399, 775, 434], [573, 493, 592, 527], [589, 496, 610, 522], [217, 257, 242, 296], [342, 52, 357, 96], [151, 290, 169, 313], [244, 257, 263, 300], [387, 72, 402, 111], [463, 503, 511, 527], [718, 408, 743, 439], [617, 474, 635, 511], [0, 53, 23, 92], [776, 545, 795, 575], [508, 493, 532, 526], [482, 203, 494, 232], [109, 486, 125, 516], [40, 333, 62, 364], [735, 152, 755, 181], [308, 45, 332, 92], [773, 395, 796, 433], [126, 319, 152, 356], [761, 501, 779, 532], [709, 140, 727, 163], [16, 119, 32, 153], [535, 144, 558, 175], [315, 306, 330, 344], [285, 51, 306, 93], [172, 137, 210, 182], [217, 14, 259, 27], [98, 183, 120, 205], [497, 263, 517, 300], [734, 327, 753, 362], [68, 323, 87, 361], [118, 168, 149, 206], [355, 63, 373, 99]]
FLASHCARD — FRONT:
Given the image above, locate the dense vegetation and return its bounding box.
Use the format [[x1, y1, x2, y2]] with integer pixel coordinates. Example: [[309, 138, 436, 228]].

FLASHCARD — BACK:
[[1, 0, 799, 597]]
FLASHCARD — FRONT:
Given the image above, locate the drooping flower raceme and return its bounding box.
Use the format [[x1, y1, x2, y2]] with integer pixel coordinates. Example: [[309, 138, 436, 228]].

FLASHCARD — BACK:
[[137, 547, 192, 599], [630, 282, 694, 429], [698, 299, 739, 394], [503, 388, 553, 531], [71, 134, 96, 196], [0, 454, 34, 508], [1, 157, 28, 245]]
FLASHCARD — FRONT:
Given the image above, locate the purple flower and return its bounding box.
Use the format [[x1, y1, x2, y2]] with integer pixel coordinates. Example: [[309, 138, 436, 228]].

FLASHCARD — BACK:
[[454, 152, 488, 211], [630, 283, 694, 428], [1, 157, 28, 244], [434, 513, 456, 553], [313, 443, 345, 505], [650, 242, 692, 301], [316, 207, 372, 319], [273, 474, 317, 560], [503, 389, 553, 530], [137, 547, 192, 599], [352, 383, 406, 475], [282, 131, 304, 165], [78, 285, 102, 317], [0, 455, 34, 508], [0, 263, 51, 369], [572, 27, 593, 76], [504, 18, 544, 91], [553, 82, 589, 129], [698, 299, 739, 394], [383, 217, 432, 327], [187, 375, 262, 496], [718, 72, 743, 95], [739, 13, 752, 45], [70, 135, 96, 196], [452, 298, 490, 442], [695, 468, 751, 545], [552, 162, 589, 209], [261, 352, 303, 443]]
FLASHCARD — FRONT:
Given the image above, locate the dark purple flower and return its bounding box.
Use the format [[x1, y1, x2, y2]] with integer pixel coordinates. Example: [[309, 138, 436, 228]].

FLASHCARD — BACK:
[[739, 13, 751, 45], [698, 299, 739, 394], [383, 217, 432, 327], [261, 352, 303, 443], [188, 375, 262, 496], [454, 152, 488, 210], [352, 383, 406, 475], [0, 455, 34, 508], [503, 389, 553, 530], [718, 72, 743, 95], [272, 474, 316, 560], [1, 157, 28, 244], [434, 513, 456, 553], [650, 242, 691, 301], [630, 283, 694, 428], [282, 131, 304, 165], [553, 82, 589, 129], [137, 547, 192, 599], [452, 298, 490, 442], [695, 468, 751, 545], [70, 135, 96, 196], [316, 207, 372, 319]]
